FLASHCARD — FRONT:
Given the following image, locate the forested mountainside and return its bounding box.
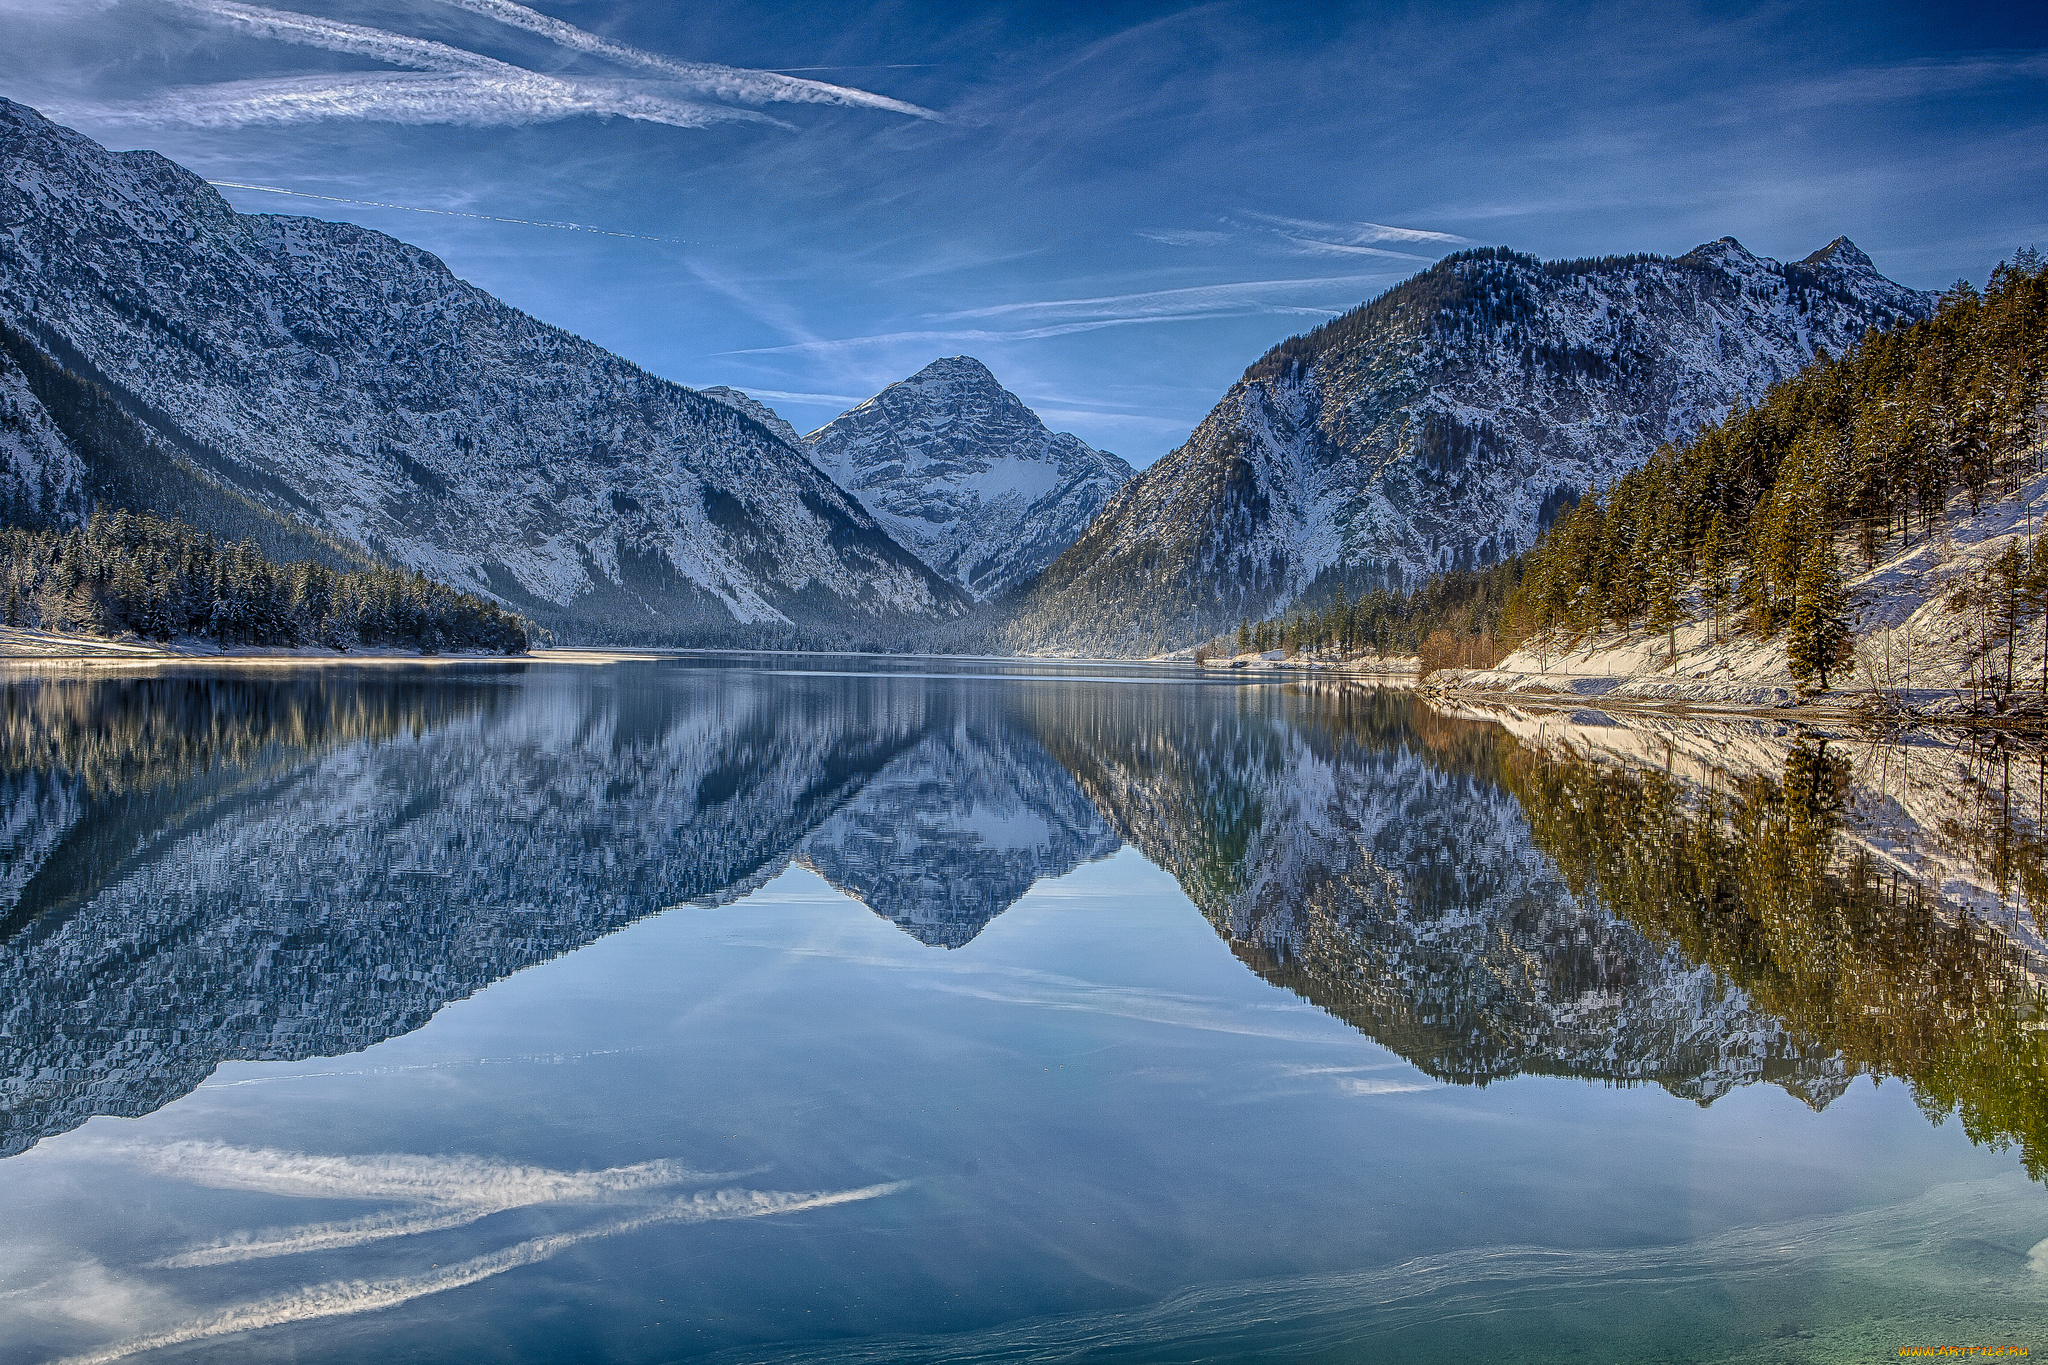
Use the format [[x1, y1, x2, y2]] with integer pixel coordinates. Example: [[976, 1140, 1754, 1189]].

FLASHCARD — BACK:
[[1, 510, 528, 652], [1006, 238, 1932, 656], [1494, 252, 2048, 695], [0, 99, 965, 644], [804, 357, 1134, 601]]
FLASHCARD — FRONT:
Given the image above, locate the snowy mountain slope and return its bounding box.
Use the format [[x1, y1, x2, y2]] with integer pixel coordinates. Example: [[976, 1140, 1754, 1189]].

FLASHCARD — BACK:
[[0, 99, 966, 639], [0, 339, 86, 525], [1029, 685, 1847, 1104], [700, 385, 808, 452], [804, 357, 1135, 600], [1009, 240, 1933, 655]]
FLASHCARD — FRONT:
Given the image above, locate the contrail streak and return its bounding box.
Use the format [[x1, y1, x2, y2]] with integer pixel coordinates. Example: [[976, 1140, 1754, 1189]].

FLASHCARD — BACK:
[[430, 0, 942, 119], [208, 180, 691, 243], [57, 1183, 908, 1365]]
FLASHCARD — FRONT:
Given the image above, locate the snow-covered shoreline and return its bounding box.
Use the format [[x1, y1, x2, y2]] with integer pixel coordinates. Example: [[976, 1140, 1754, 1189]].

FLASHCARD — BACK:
[[1423, 471, 2048, 722]]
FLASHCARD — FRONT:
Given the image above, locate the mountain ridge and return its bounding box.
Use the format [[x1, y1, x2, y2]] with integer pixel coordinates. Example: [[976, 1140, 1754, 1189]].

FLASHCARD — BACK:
[[1005, 238, 1934, 655], [0, 98, 967, 643]]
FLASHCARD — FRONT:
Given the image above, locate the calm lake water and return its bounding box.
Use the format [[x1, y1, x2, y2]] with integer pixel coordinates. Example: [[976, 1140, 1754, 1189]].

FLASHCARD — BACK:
[[1, 657, 2045, 1364]]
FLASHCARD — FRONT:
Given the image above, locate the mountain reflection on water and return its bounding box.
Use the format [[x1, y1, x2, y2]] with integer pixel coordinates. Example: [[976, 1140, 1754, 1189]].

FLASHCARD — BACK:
[[1, 663, 2044, 1180]]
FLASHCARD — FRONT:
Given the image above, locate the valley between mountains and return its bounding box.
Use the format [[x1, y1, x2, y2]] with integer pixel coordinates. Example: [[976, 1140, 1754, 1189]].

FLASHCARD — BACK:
[[4, 95, 2041, 714]]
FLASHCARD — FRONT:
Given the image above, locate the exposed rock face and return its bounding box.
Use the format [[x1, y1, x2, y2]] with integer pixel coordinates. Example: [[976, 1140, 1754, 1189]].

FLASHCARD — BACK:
[[0, 99, 965, 639], [700, 386, 809, 452], [804, 357, 1134, 600], [1008, 240, 1934, 654]]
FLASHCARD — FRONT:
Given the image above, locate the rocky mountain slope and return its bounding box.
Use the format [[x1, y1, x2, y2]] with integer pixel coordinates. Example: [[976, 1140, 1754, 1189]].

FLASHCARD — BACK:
[[0, 99, 965, 641], [803, 357, 1134, 600], [1008, 240, 1933, 655]]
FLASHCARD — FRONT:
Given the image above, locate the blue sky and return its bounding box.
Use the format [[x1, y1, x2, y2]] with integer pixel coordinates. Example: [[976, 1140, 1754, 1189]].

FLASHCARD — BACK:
[[5, 0, 2045, 465]]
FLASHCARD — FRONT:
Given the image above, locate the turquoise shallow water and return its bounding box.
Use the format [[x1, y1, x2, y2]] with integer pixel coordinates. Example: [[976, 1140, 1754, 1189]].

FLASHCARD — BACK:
[[0, 659, 2042, 1363]]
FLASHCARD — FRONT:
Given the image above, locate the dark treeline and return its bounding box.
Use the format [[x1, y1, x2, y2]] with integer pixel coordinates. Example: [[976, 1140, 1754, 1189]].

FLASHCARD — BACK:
[[1, 509, 529, 654], [1507, 250, 2048, 688], [1218, 562, 1521, 669]]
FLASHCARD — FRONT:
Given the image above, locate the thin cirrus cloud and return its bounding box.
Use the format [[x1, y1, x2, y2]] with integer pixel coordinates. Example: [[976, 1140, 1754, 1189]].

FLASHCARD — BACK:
[[1232, 212, 1476, 260], [1138, 219, 1472, 259], [1135, 228, 1230, 247], [115, 71, 775, 130], [73, 0, 937, 130], [431, 0, 940, 117], [731, 276, 1398, 354], [934, 276, 1393, 323]]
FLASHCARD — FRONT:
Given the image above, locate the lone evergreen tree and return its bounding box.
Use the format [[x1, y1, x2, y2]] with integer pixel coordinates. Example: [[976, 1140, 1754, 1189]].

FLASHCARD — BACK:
[[1788, 535, 1850, 691]]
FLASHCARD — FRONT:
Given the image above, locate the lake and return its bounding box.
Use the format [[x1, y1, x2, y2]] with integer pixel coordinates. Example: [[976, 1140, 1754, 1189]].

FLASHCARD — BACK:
[[1, 657, 2044, 1363]]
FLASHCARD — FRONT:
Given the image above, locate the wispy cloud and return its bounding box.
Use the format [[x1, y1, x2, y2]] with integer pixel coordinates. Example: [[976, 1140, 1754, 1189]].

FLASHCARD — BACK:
[[1136, 228, 1229, 247], [208, 180, 691, 241], [431, 0, 941, 119], [92, 71, 774, 130], [1242, 213, 1474, 246], [727, 316, 1241, 355], [730, 276, 1392, 355], [1133, 217, 1471, 261], [56, 1183, 907, 1365], [1765, 51, 2048, 114], [1221, 212, 1474, 261], [935, 276, 1387, 323], [719, 387, 869, 406], [170, 0, 501, 71], [1026, 407, 1198, 438], [74, 0, 936, 131]]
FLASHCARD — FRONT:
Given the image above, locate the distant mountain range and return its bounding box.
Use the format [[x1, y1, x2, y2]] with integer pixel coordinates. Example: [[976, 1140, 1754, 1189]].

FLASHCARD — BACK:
[[1004, 239, 1933, 654], [0, 96, 1941, 653]]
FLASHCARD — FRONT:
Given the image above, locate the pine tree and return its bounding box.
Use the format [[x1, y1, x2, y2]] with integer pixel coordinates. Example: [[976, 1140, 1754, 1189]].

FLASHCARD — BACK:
[[1788, 536, 1850, 691], [1991, 540, 2028, 694]]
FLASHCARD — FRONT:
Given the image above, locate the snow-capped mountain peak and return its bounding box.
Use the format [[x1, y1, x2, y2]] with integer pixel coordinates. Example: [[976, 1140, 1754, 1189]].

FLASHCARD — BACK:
[[804, 356, 1135, 600]]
